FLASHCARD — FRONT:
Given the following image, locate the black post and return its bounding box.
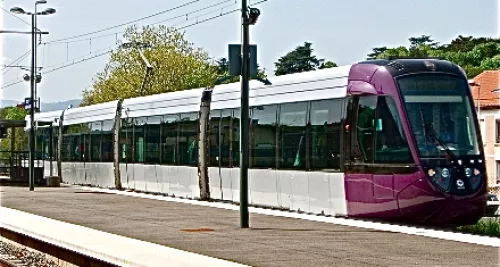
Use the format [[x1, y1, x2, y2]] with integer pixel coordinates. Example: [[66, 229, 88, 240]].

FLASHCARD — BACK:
[[49, 126, 53, 177], [29, 13, 36, 191], [240, 0, 250, 228], [10, 127, 15, 178]]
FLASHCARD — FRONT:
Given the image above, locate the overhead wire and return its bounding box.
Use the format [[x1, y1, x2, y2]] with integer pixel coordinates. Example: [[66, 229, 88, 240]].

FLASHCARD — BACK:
[[1, 0, 269, 90], [1, 50, 31, 75], [43, 0, 203, 44], [0, 6, 31, 27], [39, 0, 243, 70], [176, 0, 267, 30], [42, 0, 234, 45]]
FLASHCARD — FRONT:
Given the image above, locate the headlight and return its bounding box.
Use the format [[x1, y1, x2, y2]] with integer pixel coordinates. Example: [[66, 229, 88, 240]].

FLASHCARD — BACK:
[[441, 168, 450, 178], [427, 167, 452, 192]]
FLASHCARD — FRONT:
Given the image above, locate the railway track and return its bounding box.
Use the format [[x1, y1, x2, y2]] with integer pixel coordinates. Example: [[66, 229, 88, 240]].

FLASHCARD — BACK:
[[0, 241, 59, 267], [0, 254, 28, 267]]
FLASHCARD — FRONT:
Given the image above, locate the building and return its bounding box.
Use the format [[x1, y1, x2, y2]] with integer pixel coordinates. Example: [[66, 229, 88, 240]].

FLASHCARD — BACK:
[[469, 70, 500, 194]]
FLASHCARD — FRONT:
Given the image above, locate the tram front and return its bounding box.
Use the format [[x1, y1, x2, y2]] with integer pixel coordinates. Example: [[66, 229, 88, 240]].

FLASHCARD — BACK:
[[396, 63, 487, 225]]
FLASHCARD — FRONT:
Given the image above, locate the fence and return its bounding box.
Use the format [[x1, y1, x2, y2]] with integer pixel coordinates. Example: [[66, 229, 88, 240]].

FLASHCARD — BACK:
[[0, 151, 45, 183]]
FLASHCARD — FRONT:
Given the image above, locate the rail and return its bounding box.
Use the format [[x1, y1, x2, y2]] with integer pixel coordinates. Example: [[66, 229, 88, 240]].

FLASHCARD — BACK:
[[0, 227, 118, 267]]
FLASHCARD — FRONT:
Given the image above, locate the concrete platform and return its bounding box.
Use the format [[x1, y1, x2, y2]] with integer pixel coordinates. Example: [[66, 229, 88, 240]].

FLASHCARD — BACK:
[[0, 186, 499, 267]]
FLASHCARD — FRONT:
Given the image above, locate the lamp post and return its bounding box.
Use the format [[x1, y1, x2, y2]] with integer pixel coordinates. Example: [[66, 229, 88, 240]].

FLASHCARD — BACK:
[[240, 0, 251, 229], [239, 0, 261, 229], [34, 0, 48, 104], [10, 4, 56, 191]]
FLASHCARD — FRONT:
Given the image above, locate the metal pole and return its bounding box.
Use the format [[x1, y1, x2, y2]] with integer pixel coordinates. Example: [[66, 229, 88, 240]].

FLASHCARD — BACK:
[[138, 48, 153, 96], [34, 4, 38, 104], [239, 0, 250, 228], [49, 126, 53, 177], [10, 128, 15, 179], [29, 13, 36, 191]]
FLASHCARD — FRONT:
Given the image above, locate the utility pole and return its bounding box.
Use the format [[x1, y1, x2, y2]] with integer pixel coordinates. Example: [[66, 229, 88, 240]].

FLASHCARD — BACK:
[[10, 4, 56, 191], [240, 0, 250, 229], [29, 13, 36, 191]]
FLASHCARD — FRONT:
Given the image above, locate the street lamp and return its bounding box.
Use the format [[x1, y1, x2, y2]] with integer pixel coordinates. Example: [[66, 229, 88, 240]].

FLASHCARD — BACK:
[[239, 1, 261, 229], [120, 41, 153, 96], [10, 3, 56, 192]]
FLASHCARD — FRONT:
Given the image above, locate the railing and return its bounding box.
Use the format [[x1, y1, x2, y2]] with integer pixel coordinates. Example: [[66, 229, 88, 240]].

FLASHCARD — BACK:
[[0, 151, 45, 183]]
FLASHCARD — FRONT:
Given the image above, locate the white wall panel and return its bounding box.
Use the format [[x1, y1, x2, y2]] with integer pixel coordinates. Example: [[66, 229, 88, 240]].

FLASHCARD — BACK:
[[208, 167, 222, 200], [249, 169, 279, 207], [307, 172, 330, 215], [329, 173, 348, 216]]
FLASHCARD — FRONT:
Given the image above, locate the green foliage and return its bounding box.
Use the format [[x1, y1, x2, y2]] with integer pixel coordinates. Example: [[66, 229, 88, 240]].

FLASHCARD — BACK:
[[82, 25, 219, 106], [319, 61, 338, 69], [369, 34, 500, 78], [0, 107, 27, 121], [0, 107, 28, 154], [213, 57, 268, 85], [458, 217, 500, 237], [274, 42, 337, 76], [367, 47, 388, 59]]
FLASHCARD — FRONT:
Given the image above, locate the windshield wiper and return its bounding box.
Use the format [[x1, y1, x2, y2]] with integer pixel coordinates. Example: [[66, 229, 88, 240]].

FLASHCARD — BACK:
[[419, 108, 457, 162], [424, 123, 458, 160]]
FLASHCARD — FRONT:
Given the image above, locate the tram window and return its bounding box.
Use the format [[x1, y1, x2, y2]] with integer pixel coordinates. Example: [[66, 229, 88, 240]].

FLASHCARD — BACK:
[[279, 102, 307, 169], [145, 116, 161, 164], [34, 128, 44, 160], [232, 108, 241, 167], [356, 96, 377, 162], [374, 97, 413, 163], [179, 113, 199, 166], [251, 105, 277, 168], [80, 123, 91, 162], [120, 118, 133, 163], [310, 99, 342, 170], [90, 121, 102, 162], [53, 127, 59, 161], [209, 110, 221, 167], [101, 120, 114, 162], [64, 124, 83, 162], [162, 115, 179, 165], [134, 117, 147, 163], [61, 126, 71, 161], [220, 109, 232, 167]]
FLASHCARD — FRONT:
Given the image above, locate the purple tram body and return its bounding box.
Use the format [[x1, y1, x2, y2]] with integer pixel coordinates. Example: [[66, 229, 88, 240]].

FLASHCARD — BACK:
[[342, 59, 487, 225]]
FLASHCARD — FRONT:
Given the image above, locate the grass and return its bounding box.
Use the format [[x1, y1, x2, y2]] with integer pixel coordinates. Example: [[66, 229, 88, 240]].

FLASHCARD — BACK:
[[457, 217, 500, 237]]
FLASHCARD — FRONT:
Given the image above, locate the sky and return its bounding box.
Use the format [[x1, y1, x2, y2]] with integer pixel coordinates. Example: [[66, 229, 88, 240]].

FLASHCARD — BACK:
[[0, 0, 499, 103]]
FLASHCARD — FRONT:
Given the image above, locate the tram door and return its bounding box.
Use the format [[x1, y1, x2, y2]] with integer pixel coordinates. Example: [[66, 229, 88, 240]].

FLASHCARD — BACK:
[[343, 95, 403, 214]]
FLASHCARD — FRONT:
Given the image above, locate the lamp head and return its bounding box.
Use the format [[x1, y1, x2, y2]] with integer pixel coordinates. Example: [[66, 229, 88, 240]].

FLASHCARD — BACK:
[[41, 7, 56, 15], [10, 7, 26, 14]]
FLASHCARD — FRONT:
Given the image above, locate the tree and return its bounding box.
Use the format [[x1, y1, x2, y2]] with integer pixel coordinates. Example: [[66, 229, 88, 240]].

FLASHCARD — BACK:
[[368, 35, 500, 78], [367, 47, 388, 60], [408, 35, 439, 50], [274, 42, 337, 76], [212, 57, 268, 85], [0, 107, 28, 156], [319, 61, 338, 69], [81, 25, 219, 106]]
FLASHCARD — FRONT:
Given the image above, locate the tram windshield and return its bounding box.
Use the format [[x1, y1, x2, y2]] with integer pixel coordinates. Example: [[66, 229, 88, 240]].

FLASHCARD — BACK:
[[398, 74, 480, 158]]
